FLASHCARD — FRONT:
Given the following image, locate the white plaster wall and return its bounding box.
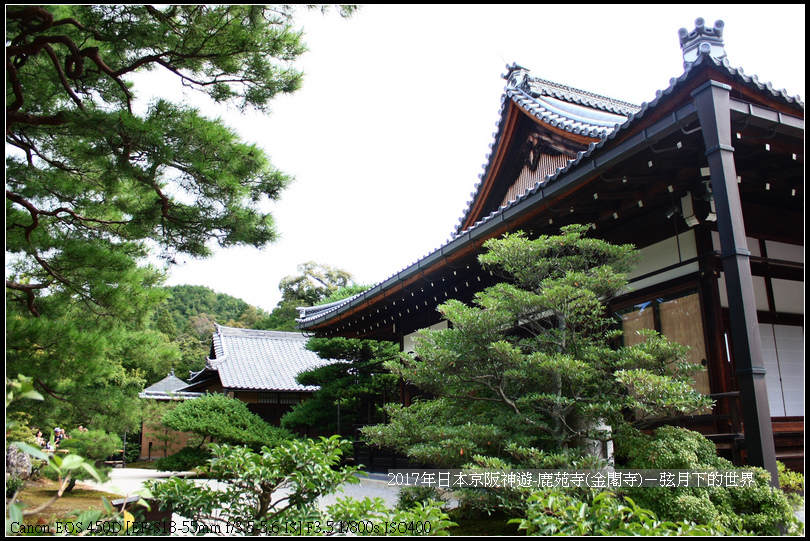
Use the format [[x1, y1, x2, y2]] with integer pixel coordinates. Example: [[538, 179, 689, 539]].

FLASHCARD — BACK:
[[402, 321, 449, 354], [626, 231, 699, 291]]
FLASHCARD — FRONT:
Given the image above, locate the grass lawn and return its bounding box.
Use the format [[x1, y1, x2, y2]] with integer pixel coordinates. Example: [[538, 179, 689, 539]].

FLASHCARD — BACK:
[[11, 477, 125, 529]]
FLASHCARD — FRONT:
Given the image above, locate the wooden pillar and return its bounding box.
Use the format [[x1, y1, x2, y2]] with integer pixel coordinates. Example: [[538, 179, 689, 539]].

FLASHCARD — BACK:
[[691, 80, 778, 486]]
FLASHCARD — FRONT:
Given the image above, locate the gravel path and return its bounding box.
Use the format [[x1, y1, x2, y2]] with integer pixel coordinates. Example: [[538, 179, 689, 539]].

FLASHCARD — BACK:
[[86, 468, 404, 509]]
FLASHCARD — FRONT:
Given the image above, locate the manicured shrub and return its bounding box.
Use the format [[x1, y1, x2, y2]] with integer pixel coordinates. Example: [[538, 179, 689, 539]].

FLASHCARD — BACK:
[[6, 475, 26, 498], [513, 490, 722, 535], [57, 429, 122, 463], [5, 412, 39, 446], [615, 426, 802, 535], [778, 461, 804, 493], [154, 446, 212, 472], [160, 394, 291, 450], [40, 429, 121, 492]]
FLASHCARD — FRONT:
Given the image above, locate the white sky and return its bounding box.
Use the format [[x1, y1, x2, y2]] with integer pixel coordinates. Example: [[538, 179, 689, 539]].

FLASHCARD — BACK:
[[154, 4, 805, 311]]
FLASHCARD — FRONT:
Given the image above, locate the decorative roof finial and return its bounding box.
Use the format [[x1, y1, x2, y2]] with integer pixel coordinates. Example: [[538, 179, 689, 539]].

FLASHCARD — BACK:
[[678, 18, 726, 69]]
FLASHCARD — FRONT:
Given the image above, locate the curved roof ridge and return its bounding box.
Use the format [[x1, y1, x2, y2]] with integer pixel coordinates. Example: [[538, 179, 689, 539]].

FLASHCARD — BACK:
[[452, 71, 629, 237], [526, 75, 641, 115]]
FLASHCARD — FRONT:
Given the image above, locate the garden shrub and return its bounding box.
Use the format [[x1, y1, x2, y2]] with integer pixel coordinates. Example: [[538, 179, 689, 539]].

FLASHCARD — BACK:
[[38, 429, 121, 491], [395, 485, 448, 511], [513, 490, 722, 535], [451, 449, 608, 519], [160, 393, 292, 450], [57, 429, 122, 464], [615, 425, 802, 535], [5, 412, 39, 446], [778, 461, 804, 493], [148, 436, 456, 535], [6, 474, 26, 499], [154, 446, 212, 472], [123, 432, 142, 465]]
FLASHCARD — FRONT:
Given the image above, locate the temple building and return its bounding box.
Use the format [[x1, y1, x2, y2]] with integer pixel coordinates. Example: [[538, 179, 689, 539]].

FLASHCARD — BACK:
[[181, 325, 329, 426], [297, 19, 804, 476]]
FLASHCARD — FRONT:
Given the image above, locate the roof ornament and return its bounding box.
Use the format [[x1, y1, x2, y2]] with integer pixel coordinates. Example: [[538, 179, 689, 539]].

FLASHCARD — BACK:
[[679, 18, 726, 69], [504, 63, 531, 92]]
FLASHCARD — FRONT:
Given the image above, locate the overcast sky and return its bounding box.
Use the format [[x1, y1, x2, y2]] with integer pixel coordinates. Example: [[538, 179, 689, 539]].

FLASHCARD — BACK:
[[153, 4, 805, 312]]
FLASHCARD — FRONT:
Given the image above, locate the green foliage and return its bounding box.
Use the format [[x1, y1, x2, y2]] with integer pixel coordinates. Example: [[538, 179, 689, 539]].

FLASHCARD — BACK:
[[123, 431, 142, 465], [5, 412, 39, 446], [160, 285, 253, 333], [140, 400, 199, 460], [41, 462, 113, 492], [322, 284, 369, 304], [154, 446, 212, 472], [6, 374, 147, 535], [261, 263, 364, 331], [364, 399, 514, 468], [381, 501, 457, 536], [778, 461, 804, 493], [279, 261, 355, 306], [6, 476, 26, 499], [256, 302, 300, 331], [396, 486, 448, 512], [513, 490, 722, 535], [151, 285, 271, 379], [7, 302, 176, 433], [7, 6, 304, 283], [6, 4, 350, 438], [37, 429, 121, 492], [366, 225, 711, 467], [148, 436, 455, 535], [450, 452, 610, 519], [281, 337, 399, 436], [160, 394, 291, 449], [616, 426, 803, 535], [56, 430, 122, 462]]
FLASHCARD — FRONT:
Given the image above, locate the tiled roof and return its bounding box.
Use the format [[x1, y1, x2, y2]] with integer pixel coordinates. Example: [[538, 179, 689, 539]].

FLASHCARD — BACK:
[[139, 371, 204, 400], [451, 66, 641, 235], [510, 67, 640, 129], [143, 371, 188, 393], [297, 50, 803, 330], [196, 325, 328, 392], [454, 56, 803, 238]]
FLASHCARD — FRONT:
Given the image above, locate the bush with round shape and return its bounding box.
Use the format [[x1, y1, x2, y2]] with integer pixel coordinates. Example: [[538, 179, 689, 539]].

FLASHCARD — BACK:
[[513, 490, 722, 535], [615, 425, 802, 535], [160, 394, 291, 450], [56, 429, 123, 464]]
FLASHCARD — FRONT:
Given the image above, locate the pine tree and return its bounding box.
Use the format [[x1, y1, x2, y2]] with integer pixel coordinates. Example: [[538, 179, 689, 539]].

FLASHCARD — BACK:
[[364, 225, 712, 468], [5, 5, 354, 431]]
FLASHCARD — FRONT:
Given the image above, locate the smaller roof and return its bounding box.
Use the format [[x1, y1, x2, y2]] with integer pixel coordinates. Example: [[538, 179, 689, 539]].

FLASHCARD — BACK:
[[187, 325, 330, 392], [139, 371, 203, 400], [143, 370, 187, 393]]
